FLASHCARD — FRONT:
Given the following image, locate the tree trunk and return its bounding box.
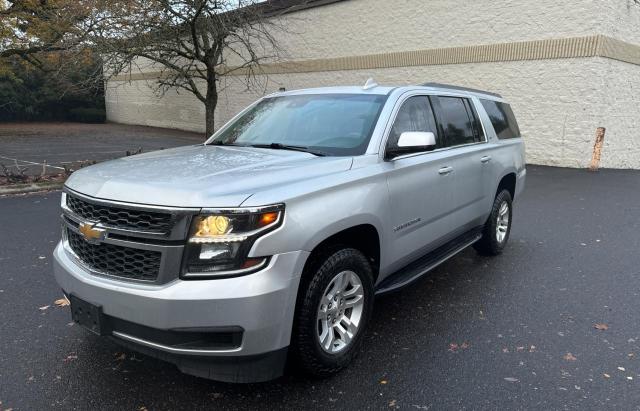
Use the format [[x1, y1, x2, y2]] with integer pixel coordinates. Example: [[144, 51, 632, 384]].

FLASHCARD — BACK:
[[204, 71, 218, 137]]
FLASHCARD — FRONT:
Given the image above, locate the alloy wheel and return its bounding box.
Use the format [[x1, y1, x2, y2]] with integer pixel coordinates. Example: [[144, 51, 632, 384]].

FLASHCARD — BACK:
[[496, 201, 510, 243], [316, 270, 365, 354]]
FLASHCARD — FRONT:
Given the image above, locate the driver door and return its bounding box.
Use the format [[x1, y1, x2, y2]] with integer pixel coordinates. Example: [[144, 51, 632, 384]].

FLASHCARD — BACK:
[[383, 95, 457, 272]]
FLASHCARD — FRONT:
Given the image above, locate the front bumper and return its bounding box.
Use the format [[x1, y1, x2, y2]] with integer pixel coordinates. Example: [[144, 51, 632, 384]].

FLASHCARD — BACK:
[[53, 242, 309, 382]]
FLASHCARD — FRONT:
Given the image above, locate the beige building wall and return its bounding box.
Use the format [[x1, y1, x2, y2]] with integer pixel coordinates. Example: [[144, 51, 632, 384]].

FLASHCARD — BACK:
[[105, 0, 640, 168]]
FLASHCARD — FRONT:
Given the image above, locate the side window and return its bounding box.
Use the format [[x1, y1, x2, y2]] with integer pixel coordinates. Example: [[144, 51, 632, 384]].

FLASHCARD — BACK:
[[387, 96, 439, 150], [435, 96, 482, 147], [480, 99, 521, 139]]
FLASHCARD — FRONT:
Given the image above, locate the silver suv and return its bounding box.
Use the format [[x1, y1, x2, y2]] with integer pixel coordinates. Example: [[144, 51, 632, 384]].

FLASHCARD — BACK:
[[53, 82, 526, 382]]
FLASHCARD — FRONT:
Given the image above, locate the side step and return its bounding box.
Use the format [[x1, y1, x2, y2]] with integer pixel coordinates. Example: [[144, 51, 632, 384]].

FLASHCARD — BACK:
[[375, 228, 482, 295]]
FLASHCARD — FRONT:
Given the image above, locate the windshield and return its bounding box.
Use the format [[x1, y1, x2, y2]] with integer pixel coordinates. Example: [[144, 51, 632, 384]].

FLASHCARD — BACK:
[[209, 93, 388, 156]]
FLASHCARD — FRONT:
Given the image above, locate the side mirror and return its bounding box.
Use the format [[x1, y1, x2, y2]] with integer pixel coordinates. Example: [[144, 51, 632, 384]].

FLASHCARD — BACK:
[[387, 131, 437, 159]]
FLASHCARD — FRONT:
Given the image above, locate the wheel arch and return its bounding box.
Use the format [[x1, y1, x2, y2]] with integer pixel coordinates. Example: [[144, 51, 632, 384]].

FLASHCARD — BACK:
[[496, 172, 517, 199], [301, 223, 382, 283]]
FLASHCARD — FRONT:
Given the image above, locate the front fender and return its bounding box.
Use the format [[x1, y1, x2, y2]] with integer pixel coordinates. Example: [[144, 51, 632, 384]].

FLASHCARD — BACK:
[[249, 175, 389, 261]]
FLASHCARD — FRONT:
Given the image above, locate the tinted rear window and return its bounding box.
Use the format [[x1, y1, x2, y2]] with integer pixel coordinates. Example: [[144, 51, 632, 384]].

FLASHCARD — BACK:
[[480, 99, 521, 139], [436, 96, 480, 146]]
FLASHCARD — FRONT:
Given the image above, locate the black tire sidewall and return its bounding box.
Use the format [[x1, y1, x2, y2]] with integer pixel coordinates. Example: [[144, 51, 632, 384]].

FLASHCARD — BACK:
[[293, 248, 374, 376], [475, 190, 513, 255], [488, 190, 513, 252]]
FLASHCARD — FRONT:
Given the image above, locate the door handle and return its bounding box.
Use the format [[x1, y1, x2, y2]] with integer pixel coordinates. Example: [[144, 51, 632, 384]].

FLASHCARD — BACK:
[[480, 155, 492, 163], [438, 166, 453, 175]]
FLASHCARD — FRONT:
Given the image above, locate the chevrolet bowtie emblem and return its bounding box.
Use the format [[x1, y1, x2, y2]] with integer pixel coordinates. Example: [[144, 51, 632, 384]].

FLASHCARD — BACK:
[[78, 222, 106, 243]]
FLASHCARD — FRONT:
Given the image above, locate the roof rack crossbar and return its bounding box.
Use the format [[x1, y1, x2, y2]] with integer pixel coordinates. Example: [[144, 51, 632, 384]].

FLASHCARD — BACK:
[[420, 82, 502, 98]]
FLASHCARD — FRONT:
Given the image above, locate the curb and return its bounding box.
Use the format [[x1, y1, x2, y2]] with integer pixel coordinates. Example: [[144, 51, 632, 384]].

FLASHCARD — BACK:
[[0, 182, 64, 196]]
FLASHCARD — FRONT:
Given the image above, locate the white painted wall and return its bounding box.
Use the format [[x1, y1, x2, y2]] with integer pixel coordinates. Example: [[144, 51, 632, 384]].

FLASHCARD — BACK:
[[105, 0, 640, 168], [276, 0, 606, 58]]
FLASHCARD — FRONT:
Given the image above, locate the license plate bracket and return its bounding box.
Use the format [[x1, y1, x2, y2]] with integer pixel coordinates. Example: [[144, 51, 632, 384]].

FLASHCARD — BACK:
[[69, 295, 106, 336]]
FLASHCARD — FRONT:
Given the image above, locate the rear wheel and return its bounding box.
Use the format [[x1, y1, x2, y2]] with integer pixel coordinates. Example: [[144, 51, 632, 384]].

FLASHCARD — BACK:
[[474, 190, 513, 255], [291, 248, 374, 377]]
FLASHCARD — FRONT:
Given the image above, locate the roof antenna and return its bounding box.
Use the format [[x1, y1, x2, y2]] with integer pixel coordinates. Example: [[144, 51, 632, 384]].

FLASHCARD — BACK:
[[362, 78, 378, 90]]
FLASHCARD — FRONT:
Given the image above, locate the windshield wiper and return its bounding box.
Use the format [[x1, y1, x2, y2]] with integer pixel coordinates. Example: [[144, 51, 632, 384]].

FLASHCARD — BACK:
[[208, 141, 246, 147], [249, 143, 327, 157]]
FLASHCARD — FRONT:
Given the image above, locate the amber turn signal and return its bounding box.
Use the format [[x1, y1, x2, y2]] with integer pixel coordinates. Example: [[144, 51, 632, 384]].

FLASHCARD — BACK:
[[258, 211, 279, 227]]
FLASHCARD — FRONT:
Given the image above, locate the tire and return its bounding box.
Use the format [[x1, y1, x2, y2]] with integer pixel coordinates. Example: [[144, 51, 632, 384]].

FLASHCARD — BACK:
[[474, 189, 513, 256], [291, 247, 374, 377]]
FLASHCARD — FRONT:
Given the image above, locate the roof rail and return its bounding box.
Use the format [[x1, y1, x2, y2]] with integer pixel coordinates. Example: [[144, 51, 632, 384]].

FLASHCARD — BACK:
[[420, 82, 502, 98]]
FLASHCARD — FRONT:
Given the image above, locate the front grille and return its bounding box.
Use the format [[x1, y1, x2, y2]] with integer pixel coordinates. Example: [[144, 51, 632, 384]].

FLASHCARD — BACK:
[[66, 194, 174, 234], [67, 229, 161, 281]]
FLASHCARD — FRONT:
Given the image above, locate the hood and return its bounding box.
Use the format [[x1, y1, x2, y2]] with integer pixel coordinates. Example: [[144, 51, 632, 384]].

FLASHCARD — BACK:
[[65, 145, 353, 207]]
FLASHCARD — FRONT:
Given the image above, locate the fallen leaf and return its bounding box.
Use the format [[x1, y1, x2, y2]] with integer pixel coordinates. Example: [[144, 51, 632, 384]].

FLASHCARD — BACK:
[[563, 353, 577, 361], [38, 305, 50, 311], [603, 373, 611, 378], [54, 297, 70, 307], [64, 354, 78, 362], [594, 323, 609, 331], [380, 380, 388, 385], [504, 377, 519, 382]]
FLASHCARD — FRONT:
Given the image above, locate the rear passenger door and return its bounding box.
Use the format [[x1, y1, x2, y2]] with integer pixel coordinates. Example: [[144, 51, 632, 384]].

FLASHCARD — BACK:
[[432, 95, 493, 231]]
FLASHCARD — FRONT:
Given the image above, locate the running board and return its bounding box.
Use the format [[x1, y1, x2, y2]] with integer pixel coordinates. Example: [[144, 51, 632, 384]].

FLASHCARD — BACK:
[[375, 228, 482, 295]]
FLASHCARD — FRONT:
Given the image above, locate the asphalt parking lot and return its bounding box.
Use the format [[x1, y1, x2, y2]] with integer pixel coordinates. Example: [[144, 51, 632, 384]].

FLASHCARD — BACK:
[[0, 123, 204, 175], [1, 165, 640, 410]]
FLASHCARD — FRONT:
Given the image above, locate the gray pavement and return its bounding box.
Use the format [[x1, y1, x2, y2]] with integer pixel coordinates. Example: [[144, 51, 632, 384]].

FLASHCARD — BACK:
[[1, 165, 640, 410], [0, 122, 204, 175]]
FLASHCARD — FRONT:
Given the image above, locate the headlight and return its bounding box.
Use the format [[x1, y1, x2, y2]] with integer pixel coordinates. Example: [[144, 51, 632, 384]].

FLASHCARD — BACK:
[[181, 204, 284, 279]]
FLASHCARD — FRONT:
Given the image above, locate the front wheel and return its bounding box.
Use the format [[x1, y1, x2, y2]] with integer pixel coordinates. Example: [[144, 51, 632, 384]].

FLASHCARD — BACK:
[[474, 189, 513, 255], [291, 248, 374, 377]]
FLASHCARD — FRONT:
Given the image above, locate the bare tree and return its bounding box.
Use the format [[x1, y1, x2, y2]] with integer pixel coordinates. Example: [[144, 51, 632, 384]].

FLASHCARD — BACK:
[[1, 0, 292, 134], [98, 1, 289, 135]]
